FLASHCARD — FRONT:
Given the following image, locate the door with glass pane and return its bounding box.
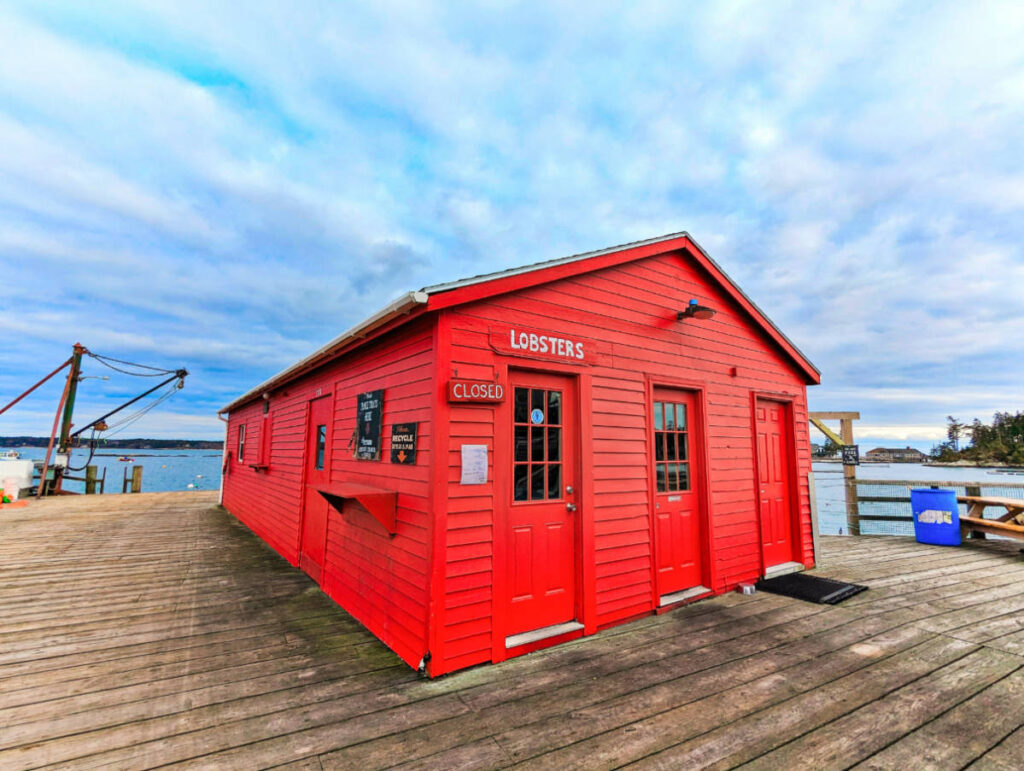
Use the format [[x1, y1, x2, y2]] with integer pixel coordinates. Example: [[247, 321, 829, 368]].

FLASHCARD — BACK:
[[299, 396, 332, 582], [506, 371, 578, 636], [651, 387, 703, 596]]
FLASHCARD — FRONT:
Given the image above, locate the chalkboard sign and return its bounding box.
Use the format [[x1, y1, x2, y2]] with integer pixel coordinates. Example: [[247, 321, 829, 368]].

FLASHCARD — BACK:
[[842, 444, 860, 466], [390, 422, 418, 464], [355, 389, 383, 460]]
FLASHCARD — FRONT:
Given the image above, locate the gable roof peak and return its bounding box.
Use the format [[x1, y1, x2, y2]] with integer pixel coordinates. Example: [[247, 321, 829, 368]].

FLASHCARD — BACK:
[[221, 231, 818, 413], [420, 231, 691, 295]]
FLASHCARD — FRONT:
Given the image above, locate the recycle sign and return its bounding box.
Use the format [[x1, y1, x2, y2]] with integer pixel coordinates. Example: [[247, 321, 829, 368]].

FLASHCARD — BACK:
[[390, 422, 418, 465]]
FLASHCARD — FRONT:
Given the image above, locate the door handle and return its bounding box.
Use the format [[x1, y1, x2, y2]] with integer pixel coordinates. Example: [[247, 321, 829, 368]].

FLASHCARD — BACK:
[[566, 503, 577, 512]]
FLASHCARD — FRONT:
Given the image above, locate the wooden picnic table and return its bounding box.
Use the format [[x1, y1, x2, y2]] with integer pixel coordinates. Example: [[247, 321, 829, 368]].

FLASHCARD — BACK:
[[957, 495, 1024, 540]]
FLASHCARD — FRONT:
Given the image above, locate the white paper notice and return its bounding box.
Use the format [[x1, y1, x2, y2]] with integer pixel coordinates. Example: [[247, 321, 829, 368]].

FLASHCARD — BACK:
[[460, 444, 488, 485]]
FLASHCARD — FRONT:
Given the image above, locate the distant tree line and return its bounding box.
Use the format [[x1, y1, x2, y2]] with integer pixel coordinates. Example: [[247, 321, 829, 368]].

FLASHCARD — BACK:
[[812, 437, 841, 458], [931, 413, 1024, 465], [0, 436, 223, 450]]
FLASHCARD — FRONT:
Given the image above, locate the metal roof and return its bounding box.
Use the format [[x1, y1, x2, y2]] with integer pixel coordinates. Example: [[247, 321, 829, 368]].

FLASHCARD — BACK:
[[220, 231, 818, 413], [420, 231, 692, 295]]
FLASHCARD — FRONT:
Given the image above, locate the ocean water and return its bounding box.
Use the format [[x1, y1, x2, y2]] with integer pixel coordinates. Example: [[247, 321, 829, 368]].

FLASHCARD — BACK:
[[8, 447, 1015, 534], [813, 461, 1024, 535], [8, 446, 223, 494]]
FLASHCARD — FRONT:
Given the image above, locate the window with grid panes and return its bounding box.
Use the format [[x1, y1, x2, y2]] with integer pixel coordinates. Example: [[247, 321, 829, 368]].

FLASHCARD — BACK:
[[513, 387, 562, 501], [653, 401, 690, 492]]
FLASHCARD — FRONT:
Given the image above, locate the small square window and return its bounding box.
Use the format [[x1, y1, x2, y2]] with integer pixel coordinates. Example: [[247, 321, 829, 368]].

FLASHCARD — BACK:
[[531, 389, 546, 420], [514, 464, 529, 501], [514, 388, 529, 423], [514, 426, 528, 462], [530, 464, 545, 500], [547, 391, 561, 424], [531, 426, 544, 461]]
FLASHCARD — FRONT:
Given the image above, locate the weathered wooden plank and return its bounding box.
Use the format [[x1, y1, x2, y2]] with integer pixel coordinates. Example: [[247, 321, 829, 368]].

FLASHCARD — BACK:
[[736, 648, 1023, 770], [487, 615, 935, 769], [318, 605, 858, 768], [270, 757, 326, 771], [3, 660, 407, 753], [853, 667, 1024, 769], [0, 663, 413, 768], [967, 724, 1024, 770], [6, 492, 1024, 770], [984, 627, 1024, 656], [81, 602, 817, 768], [913, 590, 1024, 634], [0, 610, 343, 681], [387, 737, 512, 771], [531, 634, 976, 770], [839, 563, 1024, 619]]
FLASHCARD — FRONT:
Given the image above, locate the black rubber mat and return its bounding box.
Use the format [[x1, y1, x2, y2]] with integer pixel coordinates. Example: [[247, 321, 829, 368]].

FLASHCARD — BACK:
[[755, 573, 867, 604]]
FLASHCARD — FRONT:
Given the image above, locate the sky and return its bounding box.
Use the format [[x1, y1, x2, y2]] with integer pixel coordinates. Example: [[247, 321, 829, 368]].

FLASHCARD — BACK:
[[1, 1, 1023, 448]]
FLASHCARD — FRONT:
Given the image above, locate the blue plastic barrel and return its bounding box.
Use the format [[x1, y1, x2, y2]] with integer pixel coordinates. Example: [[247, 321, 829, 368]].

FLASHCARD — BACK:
[[909, 488, 961, 546]]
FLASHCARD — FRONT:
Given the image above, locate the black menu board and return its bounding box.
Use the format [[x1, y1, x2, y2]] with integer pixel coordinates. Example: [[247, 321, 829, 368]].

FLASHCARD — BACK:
[[355, 389, 383, 460]]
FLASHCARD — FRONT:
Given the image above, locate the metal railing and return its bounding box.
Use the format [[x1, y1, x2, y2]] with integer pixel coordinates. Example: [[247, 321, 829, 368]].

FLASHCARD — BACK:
[[854, 478, 1024, 536]]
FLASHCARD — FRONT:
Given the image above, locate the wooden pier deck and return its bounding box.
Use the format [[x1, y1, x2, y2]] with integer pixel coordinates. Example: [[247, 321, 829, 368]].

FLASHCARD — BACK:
[[3, 493, 1024, 769]]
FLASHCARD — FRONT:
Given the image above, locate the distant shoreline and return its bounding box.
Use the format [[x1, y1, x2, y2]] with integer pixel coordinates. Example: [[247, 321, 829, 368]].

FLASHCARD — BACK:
[[814, 458, 1024, 470], [1, 437, 222, 450]]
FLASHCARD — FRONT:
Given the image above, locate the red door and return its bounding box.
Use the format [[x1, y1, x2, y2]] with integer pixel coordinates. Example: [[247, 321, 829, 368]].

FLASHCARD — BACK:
[[756, 398, 797, 568], [299, 396, 332, 582], [652, 388, 704, 597], [505, 371, 578, 636]]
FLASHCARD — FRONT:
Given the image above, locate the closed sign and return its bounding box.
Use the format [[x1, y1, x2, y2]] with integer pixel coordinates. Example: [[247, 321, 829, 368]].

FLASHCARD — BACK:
[[448, 379, 505, 403]]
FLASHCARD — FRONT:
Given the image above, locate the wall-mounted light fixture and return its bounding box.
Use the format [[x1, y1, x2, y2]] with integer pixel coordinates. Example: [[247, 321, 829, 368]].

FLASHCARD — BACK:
[[677, 299, 716, 321]]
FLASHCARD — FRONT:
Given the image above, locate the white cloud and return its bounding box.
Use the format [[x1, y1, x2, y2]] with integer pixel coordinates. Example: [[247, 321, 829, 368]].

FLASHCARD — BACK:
[[855, 425, 949, 442], [0, 0, 1022, 444]]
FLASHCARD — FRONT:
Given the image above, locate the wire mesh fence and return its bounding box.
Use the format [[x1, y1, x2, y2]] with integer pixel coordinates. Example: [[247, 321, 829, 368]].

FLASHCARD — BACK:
[[854, 478, 1024, 536]]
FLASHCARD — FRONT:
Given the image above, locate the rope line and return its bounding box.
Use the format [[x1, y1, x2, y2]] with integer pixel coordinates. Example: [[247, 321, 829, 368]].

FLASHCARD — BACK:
[[86, 351, 178, 377], [101, 384, 180, 439], [66, 429, 100, 472]]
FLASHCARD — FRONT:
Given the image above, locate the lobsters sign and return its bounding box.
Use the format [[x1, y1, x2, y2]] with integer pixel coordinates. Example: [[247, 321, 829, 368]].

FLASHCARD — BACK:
[[489, 324, 599, 364]]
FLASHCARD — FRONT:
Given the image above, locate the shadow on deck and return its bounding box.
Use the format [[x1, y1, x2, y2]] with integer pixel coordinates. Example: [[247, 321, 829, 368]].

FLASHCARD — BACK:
[[3, 492, 1024, 769]]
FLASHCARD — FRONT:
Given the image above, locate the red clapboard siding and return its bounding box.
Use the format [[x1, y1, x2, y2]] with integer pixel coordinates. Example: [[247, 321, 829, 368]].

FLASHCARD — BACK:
[[223, 235, 816, 678], [433, 247, 814, 674], [223, 319, 436, 669]]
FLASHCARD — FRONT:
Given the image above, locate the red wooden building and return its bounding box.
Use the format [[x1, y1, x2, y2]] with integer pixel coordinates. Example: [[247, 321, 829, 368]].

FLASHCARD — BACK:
[[220, 232, 820, 676]]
